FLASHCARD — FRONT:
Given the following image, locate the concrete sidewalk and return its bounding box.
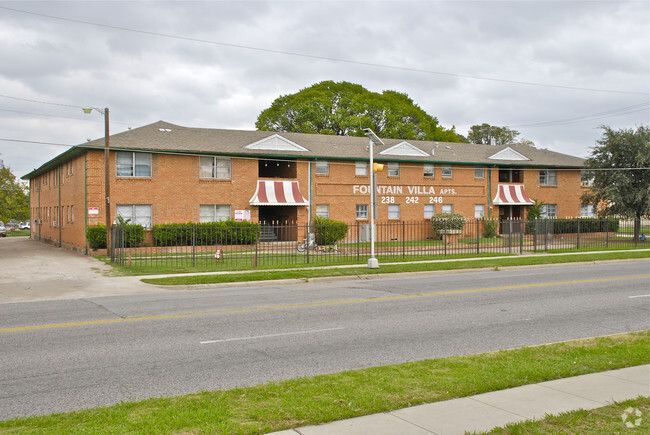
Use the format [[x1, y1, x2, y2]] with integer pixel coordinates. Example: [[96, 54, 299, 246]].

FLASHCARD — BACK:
[[272, 365, 650, 435]]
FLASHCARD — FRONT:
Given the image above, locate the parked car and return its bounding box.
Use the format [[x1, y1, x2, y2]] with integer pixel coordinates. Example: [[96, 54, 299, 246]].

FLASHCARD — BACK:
[[0, 221, 6, 237], [18, 221, 30, 230]]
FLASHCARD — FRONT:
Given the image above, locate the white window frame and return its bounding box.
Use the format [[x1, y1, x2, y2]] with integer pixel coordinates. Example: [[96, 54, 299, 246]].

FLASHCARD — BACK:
[[355, 161, 368, 176], [540, 169, 557, 186], [116, 152, 152, 177], [424, 204, 435, 219], [356, 204, 368, 220], [316, 204, 330, 219], [423, 164, 435, 178], [475, 167, 485, 179], [581, 170, 594, 187], [475, 204, 485, 218], [316, 161, 329, 175], [387, 162, 400, 177], [581, 205, 596, 218], [388, 204, 400, 220], [442, 166, 453, 178], [442, 204, 453, 214], [200, 156, 231, 179], [541, 204, 557, 218], [116, 204, 152, 229], [199, 204, 231, 222]]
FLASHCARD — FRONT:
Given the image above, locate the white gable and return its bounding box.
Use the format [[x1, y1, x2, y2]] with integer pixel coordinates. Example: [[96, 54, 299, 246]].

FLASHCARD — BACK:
[[245, 134, 309, 152], [488, 147, 530, 161], [379, 141, 429, 157]]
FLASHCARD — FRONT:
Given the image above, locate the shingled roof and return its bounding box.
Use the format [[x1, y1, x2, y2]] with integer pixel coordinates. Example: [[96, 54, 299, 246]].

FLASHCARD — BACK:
[[23, 121, 585, 179]]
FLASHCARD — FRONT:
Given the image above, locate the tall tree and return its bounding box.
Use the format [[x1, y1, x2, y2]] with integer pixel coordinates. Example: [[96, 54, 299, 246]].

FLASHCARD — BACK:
[[0, 165, 30, 222], [255, 81, 462, 142], [581, 125, 650, 240], [467, 123, 520, 145]]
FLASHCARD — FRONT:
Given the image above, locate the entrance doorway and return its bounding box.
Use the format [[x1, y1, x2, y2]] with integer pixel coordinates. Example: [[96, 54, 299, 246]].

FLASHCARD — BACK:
[[499, 205, 524, 234], [258, 206, 298, 241]]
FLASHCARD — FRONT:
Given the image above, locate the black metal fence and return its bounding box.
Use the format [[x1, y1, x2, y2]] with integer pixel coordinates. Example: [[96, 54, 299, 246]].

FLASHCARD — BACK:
[[111, 218, 649, 270]]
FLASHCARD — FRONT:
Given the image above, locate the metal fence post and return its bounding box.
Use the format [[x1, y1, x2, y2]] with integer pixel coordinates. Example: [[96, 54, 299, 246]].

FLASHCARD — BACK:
[[576, 219, 580, 250], [520, 222, 524, 254], [476, 219, 480, 255]]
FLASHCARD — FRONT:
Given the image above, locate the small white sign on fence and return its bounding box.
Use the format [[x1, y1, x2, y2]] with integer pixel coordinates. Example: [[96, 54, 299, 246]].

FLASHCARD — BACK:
[[214, 249, 222, 260]]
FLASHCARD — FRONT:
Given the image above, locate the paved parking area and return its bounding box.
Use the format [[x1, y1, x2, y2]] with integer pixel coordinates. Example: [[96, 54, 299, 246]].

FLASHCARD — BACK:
[[0, 237, 161, 303]]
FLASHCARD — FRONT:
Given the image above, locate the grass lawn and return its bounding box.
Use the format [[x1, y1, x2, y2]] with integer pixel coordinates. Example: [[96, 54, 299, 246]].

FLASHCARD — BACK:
[[483, 396, 650, 434], [141, 250, 650, 285], [1, 332, 648, 434]]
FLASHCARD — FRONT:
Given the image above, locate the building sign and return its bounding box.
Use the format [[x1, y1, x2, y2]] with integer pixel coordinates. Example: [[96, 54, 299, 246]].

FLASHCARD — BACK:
[[88, 207, 99, 215], [352, 185, 457, 196], [235, 209, 251, 222]]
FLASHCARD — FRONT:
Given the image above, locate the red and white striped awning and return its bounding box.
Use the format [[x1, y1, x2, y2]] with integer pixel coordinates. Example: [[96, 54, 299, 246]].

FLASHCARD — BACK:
[[492, 184, 534, 205], [249, 180, 308, 206]]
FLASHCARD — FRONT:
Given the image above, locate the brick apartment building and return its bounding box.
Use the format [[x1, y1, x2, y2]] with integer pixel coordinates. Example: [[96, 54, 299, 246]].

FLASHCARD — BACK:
[[23, 121, 589, 253]]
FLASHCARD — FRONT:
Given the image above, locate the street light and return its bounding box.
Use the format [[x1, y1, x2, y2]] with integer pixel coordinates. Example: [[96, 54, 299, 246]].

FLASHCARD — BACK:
[[363, 128, 384, 269], [83, 107, 110, 255]]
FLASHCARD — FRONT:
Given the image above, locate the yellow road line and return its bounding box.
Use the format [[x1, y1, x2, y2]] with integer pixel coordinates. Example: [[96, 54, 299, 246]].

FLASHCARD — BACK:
[[2, 275, 648, 334]]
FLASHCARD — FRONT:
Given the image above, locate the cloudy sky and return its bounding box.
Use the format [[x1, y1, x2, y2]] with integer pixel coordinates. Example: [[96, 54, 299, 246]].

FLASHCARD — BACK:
[[1, 0, 648, 179]]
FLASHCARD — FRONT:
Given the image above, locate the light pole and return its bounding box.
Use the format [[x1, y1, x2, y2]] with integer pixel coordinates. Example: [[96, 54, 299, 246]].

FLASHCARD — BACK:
[[363, 128, 384, 269], [83, 107, 110, 254]]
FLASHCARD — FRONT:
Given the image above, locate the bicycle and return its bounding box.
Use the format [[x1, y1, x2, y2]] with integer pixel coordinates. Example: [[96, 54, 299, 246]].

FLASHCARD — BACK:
[[297, 233, 338, 252]]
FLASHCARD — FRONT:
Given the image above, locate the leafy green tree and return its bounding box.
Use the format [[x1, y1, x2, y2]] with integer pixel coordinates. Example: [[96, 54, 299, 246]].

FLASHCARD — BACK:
[[467, 123, 521, 145], [0, 165, 29, 222], [581, 125, 650, 241], [256, 81, 462, 142]]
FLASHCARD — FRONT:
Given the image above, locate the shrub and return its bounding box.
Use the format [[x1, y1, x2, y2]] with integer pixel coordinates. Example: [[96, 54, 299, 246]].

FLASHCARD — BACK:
[[87, 225, 106, 250], [115, 224, 145, 248], [431, 213, 466, 235], [483, 219, 498, 238], [314, 217, 348, 245], [153, 220, 260, 246]]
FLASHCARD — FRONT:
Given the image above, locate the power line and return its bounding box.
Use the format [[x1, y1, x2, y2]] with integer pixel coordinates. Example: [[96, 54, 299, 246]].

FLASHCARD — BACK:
[[2, 5, 648, 96], [508, 102, 650, 128]]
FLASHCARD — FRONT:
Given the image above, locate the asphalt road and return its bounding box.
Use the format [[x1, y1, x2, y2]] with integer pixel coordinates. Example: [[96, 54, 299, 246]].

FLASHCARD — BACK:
[[1, 260, 649, 420]]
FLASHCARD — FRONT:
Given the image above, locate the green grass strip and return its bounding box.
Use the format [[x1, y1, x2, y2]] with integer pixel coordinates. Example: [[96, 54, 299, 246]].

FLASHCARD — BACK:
[[142, 250, 650, 286], [483, 396, 650, 434], [1, 332, 648, 434]]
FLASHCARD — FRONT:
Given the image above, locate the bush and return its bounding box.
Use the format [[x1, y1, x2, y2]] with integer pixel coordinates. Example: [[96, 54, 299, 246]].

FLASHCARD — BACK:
[[431, 213, 466, 235], [483, 220, 498, 238], [115, 224, 145, 248], [153, 220, 260, 246], [314, 217, 348, 245], [87, 225, 106, 250]]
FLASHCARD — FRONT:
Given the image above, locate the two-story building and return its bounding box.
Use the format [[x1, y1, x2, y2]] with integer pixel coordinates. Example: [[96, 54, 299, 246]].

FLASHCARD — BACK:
[[22, 121, 588, 253]]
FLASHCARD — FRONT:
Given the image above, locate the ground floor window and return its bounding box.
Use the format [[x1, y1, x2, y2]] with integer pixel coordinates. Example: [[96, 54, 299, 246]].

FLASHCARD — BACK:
[[316, 204, 329, 218], [116, 204, 152, 228], [200, 204, 231, 222], [356, 204, 368, 220], [388, 204, 400, 220], [424, 204, 435, 219], [541, 204, 557, 219], [580, 205, 595, 218], [475, 204, 485, 218], [442, 204, 453, 214]]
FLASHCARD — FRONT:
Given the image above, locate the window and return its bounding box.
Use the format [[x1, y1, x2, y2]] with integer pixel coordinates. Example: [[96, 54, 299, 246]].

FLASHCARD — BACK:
[[116, 152, 152, 177], [581, 205, 596, 218], [423, 164, 435, 178], [499, 168, 523, 183], [540, 169, 557, 186], [442, 204, 453, 214], [475, 204, 485, 218], [116, 204, 152, 228], [581, 170, 594, 187], [355, 161, 368, 176], [387, 162, 399, 177], [200, 156, 231, 179], [541, 204, 557, 219], [316, 204, 330, 219], [424, 204, 435, 219], [356, 204, 368, 220], [388, 204, 400, 220], [475, 167, 485, 178], [442, 166, 453, 178], [199, 204, 230, 222], [316, 161, 329, 175]]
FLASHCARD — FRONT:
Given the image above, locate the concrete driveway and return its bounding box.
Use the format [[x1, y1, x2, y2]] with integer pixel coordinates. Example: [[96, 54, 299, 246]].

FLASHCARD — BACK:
[[0, 237, 161, 303]]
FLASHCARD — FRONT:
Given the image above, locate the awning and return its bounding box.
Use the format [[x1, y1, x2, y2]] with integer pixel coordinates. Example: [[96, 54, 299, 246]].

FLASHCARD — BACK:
[[249, 180, 309, 206], [492, 184, 534, 205]]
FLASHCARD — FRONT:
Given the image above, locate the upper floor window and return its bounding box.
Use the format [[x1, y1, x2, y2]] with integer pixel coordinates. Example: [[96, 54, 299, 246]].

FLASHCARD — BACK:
[[581, 170, 594, 187], [200, 156, 231, 179], [539, 169, 557, 186], [475, 167, 485, 178], [117, 152, 151, 177], [499, 168, 522, 183], [423, 164, 435, 178], [442, 166, 453, 178], [387, 162, 400, 177], [316, 161, 329, 175], [355, 162, 368, 176]]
